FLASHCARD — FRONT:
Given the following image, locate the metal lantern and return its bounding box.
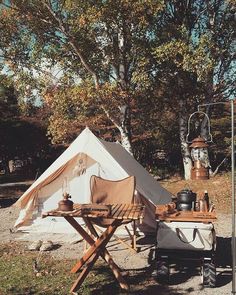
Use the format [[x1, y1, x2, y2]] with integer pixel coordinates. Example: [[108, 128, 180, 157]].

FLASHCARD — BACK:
[[189, 136, 209, 180], [186, 111, 212, 180]]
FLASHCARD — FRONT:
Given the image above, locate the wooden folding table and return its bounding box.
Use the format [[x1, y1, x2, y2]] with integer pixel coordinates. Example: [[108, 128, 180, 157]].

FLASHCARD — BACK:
[[42, 203, 145, 293]]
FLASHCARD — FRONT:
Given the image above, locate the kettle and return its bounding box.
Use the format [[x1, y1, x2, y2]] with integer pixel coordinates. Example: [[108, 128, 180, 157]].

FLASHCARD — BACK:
[[176, 188, 196, 211], [177, 189, 197, 204]]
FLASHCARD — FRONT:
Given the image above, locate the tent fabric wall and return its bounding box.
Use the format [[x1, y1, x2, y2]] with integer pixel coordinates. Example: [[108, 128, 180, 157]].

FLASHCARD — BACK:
[[14, 127, 173, 235]]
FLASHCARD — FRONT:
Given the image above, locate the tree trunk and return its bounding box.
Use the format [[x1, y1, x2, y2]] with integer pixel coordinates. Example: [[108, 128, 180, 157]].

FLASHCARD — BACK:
[[101, 103, 133, 155], [2, 157, 10, 175], [179, 101, 193, 179], [199, 105, 212, 173], [44, 2, 134, 155], [200, 69, 214, 172], [117, 104, 133, 155], [118, 127, 133, 154], [180, 134, 193, 180], [115, 26, 133, 155]]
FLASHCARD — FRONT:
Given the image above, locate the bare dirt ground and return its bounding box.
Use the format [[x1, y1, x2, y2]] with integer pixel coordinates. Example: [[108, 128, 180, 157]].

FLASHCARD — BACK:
[[0, 175, 234, 294]]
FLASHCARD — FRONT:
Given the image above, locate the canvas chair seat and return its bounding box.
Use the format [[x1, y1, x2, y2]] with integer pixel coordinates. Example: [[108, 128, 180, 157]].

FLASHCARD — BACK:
[[90, 175, 136, 227]]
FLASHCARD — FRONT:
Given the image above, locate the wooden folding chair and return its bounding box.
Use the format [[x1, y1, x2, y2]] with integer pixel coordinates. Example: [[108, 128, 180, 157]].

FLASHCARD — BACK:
[[89, 175, 137, 251]]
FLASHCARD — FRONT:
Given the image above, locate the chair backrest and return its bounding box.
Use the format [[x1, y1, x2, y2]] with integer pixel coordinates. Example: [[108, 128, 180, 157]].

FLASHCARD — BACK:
[[90, 175, 135, 205]]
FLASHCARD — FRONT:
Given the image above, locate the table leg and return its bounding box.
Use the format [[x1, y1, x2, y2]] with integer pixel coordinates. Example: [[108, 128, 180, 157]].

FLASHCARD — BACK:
[[133, 220, 137, 251], [83, 217, 129, 290], [64, 216, 129, 291], [70, 219, 121, 273], [64, 216, 94, 245], [70, 252, 100, 293]]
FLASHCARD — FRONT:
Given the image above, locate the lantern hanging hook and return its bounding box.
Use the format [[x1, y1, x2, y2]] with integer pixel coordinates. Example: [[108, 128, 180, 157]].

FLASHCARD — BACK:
[[186, 110, 213, 143]]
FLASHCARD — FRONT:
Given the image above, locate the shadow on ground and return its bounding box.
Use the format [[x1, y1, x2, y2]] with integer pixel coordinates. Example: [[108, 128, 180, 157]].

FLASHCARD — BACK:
[[0, 182, 31, 207], [89, 264, 183, 295], [216, 236, 232, 268], [89, 235, 233, 294], [0, 197, 19, 208], [215, 236, 232, 287]]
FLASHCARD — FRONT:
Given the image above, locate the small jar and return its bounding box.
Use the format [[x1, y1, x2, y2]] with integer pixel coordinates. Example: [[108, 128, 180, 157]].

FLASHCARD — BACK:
[[195, 201, 200, 211], [199, 199, 207, 212]]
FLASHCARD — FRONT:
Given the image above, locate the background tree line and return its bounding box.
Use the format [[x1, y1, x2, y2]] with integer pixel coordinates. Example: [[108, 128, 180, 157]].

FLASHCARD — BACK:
[[0, 0, 235, 179]]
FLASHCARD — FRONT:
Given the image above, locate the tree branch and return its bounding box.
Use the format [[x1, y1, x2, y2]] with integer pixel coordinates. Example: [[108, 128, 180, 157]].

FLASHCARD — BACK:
[[210, 157, 227, 177], [43, 1, 100, 88], [1, 1, 20, 12]]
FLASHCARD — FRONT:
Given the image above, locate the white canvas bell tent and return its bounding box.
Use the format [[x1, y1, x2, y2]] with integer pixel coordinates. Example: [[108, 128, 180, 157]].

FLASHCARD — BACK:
[[14, 127, 172, 236]]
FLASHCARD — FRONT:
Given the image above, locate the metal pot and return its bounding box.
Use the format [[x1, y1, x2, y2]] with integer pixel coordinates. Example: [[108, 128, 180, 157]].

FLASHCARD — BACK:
[[177, 189, 196, 204], [177, 203, 193, 211]]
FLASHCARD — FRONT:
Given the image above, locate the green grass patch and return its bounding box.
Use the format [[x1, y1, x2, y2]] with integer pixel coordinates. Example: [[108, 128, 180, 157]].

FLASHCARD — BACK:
[[0, 242, 122, 295]]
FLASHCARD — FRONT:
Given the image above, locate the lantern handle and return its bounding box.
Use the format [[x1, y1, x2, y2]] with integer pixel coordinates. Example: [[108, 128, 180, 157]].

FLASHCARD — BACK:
[[186, 111, 213, 143]]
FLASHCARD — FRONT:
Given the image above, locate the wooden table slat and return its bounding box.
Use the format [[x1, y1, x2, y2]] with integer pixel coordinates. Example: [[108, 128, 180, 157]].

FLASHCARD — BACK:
[[129, 204, 138, 219], [110, 204, 122, 217], [127, 204, 137, 219], [112, 204, 126, 219], [123, 204, 133, 219], [120, 203, 130, 219], [43, 203, 144, 221], [133, 207, 141, 220]]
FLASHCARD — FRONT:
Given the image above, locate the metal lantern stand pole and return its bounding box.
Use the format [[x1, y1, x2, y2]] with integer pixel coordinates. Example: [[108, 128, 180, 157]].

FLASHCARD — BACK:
[[197, 99, 235, 293], [231, 98, 235, 294]]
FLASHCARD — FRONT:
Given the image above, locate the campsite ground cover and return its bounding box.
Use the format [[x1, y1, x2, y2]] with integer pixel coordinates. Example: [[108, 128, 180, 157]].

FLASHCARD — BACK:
[[160, 173, 232, 214], [0, 173, 233, 294]]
